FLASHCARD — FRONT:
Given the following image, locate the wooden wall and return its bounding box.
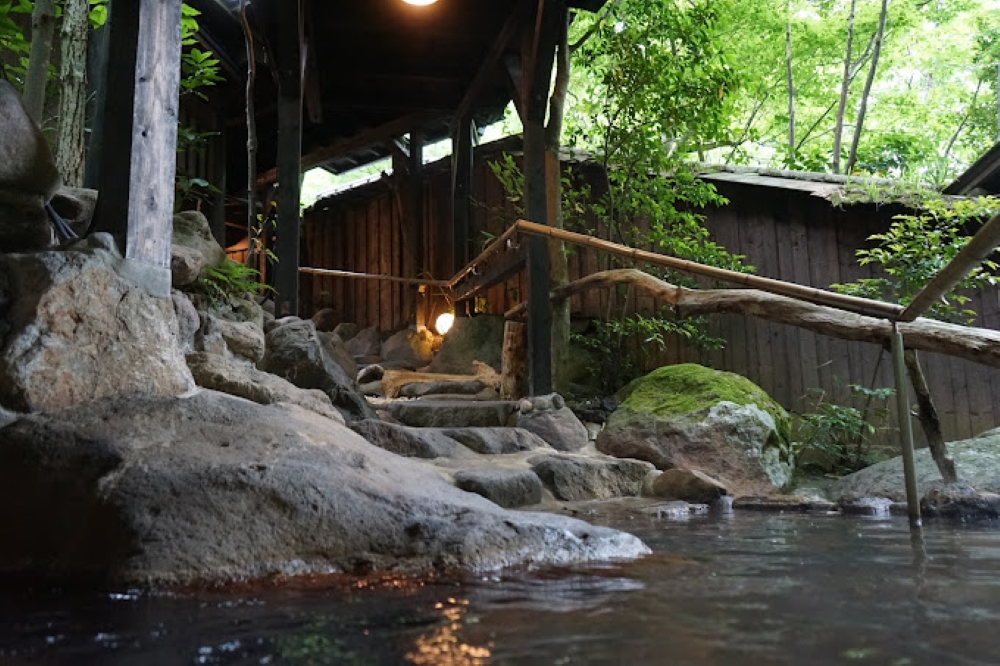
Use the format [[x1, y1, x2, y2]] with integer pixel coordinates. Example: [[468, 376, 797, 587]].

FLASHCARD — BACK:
[[301, 147, 1000, 443]]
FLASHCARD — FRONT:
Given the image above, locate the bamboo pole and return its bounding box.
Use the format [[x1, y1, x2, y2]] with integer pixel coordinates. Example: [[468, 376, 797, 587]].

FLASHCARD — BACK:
[[511, 220, 905, 320], [900, 212, 1000, 322], [298, 267, 449, 288], [891, 324, 922, 527]]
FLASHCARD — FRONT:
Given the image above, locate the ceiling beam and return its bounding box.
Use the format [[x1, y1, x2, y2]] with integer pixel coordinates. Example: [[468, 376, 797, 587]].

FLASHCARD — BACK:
[[257, 111, 439, 186], [450, 0, 531, 131]]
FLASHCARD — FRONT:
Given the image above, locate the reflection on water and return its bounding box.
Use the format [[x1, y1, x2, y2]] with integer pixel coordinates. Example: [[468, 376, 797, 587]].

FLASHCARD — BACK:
[[2, 509, 1000, 664]]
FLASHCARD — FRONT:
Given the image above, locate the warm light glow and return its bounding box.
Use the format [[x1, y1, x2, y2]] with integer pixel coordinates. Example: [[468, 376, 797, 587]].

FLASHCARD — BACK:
[[402, 0, 439, 5], [435, 312, 455, 335]]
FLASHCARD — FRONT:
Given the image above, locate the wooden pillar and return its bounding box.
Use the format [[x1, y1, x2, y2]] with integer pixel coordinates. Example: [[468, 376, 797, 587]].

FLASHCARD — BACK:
[[409, 130, 425, 325], [91, 0, 183, 270], [83, 20, 109, 191], [208, 94, 228, 246], [452, 116, 473, 315], [273, 0, 303, 317], [520, 0, 560, 396]]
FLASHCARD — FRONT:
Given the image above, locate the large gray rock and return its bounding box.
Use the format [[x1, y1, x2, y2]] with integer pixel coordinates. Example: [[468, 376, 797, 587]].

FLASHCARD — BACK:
[[920, 482, 1000, 520], [318, 330, 358, 381], [832, 428, 1000, 502], [261, 319, 373, 421], [530, 454, 655, 501], [651, 468, 728, 503], [0, 238, 194, 413], [382, 327, 435, 368], [0, 391, 649, 584], [443, 427, 551, 455], [211, 316, 265, 363], [344, 325, 381, 357], [516, 393, 589, 452], [427, 315, 504, 374], [387, 400, 516, 428], [596, 365, 794, 496], [333, 322, 359, 342], [350, 420, 469, 459], [0, 80, 59, 252], [454, 469, 544, 508], [172, 211, 226, 285], [172, 291, 200, 354], [186, 352, 343, 423], [311, 308, 341, 332]]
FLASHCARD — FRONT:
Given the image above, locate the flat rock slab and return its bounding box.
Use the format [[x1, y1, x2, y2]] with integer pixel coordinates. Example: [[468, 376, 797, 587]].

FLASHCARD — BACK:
[[651, 468, 728, 504], [442, 427, 551, 455], [832, 428, 1000, 502], [350, 420, 471, 459], [454, 469, 544, 508], [0, 391, 649, 585], [186, 352, 343, 423], [400, 380, 486, 398], [387, 400, 517, 428], [529, 454, 655, 501]]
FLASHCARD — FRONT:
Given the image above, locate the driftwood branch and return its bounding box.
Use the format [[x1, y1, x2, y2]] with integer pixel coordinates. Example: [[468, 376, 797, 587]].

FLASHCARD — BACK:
[[506, 269, 1000, 370]]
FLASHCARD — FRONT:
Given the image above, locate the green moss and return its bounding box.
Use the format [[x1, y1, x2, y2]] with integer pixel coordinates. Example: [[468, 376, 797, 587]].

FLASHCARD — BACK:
[[615, 364, 791, 444]]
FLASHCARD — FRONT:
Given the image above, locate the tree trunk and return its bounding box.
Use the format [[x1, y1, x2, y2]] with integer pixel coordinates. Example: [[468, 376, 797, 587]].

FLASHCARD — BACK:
[[785, 0, 795, 159], [832, 0, 857, 174], [23, 0, 58, 125], [55, 0, 90, 186], [903, 349, 958, 483], [501, 321, 528, 400], [846, 0, 889, 174], [546, 12, 572, 394]]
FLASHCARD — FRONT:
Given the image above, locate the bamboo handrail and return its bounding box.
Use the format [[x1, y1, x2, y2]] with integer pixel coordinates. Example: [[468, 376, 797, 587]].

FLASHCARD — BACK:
[[300, 217, 916, 322], [298, 267, 449, 288], [510, 219, 906, 321]]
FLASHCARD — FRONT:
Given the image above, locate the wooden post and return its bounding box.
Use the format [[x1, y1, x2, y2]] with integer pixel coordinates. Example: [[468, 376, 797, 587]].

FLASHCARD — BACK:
[[273, 0, 303, 317], [891, 324, 922, 527], [92, 0, 183, 271], [452, 116, 473, 315], [409, 130, 425, 324], [520, 0, 560, 396], [501, 320, 528, 400]]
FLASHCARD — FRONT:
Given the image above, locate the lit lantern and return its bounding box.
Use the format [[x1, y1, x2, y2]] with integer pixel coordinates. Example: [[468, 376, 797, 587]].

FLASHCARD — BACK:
[[435, 312, 455, 335]]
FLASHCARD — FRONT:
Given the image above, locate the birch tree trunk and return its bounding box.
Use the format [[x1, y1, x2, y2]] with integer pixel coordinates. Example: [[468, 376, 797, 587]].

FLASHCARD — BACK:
[[832, 0, 857, 174], [846, 0, 889, 174], [55, 0, 91, 186], [23, 0, 58, 125]]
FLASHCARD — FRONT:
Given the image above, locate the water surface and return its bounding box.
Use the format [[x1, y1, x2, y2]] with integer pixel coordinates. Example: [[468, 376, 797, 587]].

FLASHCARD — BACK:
[[3, 507, 999, 665]]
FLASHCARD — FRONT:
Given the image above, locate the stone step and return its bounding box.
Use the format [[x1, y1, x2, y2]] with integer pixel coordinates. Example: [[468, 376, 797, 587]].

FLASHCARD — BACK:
[[386, 399, 517, 428]]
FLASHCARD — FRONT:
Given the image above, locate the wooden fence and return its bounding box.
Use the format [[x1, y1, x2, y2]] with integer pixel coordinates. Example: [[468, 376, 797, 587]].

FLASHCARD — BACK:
[[301, 144, 1000, 444]]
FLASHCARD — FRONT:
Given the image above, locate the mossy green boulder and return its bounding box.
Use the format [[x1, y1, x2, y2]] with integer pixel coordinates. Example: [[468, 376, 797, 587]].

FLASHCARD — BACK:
[[596, 364, 794, 495]]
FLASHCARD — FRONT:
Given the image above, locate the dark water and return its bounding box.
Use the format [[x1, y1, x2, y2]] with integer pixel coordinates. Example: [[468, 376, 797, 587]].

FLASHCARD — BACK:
[[3, 506, 1000, 665]]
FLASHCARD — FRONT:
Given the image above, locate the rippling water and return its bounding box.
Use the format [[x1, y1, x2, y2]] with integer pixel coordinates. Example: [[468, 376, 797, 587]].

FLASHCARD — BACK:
[[3, 506, 1000, 665]]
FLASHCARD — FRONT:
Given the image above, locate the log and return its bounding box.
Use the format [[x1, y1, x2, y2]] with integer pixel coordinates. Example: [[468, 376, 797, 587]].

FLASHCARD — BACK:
[[506, 268, 1000, 371], [500, 321, 528, 400]]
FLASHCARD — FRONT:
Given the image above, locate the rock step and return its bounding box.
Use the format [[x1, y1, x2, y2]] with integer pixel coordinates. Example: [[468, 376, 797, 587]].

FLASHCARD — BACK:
[[386, 400, 517, 428]]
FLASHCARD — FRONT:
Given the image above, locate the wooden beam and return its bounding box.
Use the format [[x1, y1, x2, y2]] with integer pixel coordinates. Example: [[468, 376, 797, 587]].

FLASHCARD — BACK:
[[452, 250, 527, 304], [409, 129, 425, 324], [257, 112, 437, 186], [450, 0, 530, 132], [92, 0, 183, 269], [273, 0, 303, 317], [452, 116, 474, 276]]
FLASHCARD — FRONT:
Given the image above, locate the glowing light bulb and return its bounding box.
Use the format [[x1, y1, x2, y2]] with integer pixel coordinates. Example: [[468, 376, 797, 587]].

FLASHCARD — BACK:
[[402, 0, 438, 5], [435, 312, 455, 335]]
